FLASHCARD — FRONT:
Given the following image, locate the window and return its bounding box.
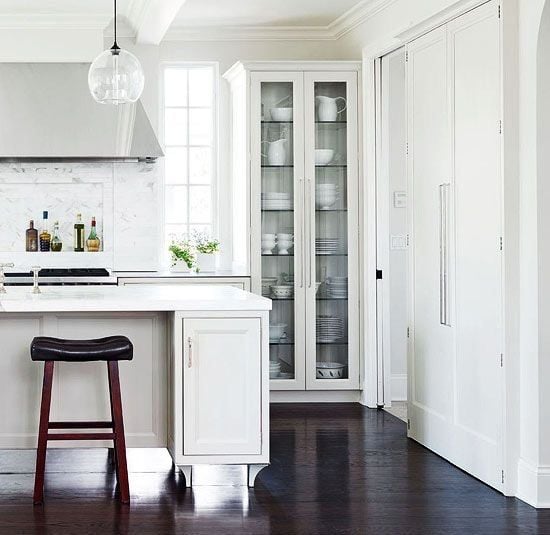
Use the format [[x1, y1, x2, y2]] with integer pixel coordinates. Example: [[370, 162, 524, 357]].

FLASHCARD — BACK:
[[163, 64, 216, 244]]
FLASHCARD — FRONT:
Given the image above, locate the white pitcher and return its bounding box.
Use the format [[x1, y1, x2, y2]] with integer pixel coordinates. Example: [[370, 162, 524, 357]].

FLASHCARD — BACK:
[[316, 95, 347, 122], [262, 138, 287, 166]]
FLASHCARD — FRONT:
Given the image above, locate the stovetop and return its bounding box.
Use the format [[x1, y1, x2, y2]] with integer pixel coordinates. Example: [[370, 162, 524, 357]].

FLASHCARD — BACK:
[[3, 268, 117, 286], [6, 268, 111, 278]]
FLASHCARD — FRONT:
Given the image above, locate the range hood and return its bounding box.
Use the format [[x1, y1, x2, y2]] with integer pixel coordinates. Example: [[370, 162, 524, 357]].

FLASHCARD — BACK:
[[0, 63, 163, 160]]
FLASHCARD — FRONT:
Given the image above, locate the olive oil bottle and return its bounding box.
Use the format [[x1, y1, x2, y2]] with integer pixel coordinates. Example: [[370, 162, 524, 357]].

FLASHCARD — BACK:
[[74, 213, 85, 252], [86, 217, 101, 252]]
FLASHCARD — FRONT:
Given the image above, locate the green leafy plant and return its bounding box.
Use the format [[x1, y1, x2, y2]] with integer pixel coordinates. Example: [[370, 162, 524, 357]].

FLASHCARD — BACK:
[[168, 240, 195, 269], [192, 231, 220, 255]]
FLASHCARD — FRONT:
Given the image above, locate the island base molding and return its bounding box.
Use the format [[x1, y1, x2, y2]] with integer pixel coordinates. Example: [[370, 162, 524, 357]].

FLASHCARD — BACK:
[[176, 464, 269, 488]]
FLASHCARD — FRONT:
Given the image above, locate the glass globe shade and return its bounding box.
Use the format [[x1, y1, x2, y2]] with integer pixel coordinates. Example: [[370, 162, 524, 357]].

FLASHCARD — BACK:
[[88, 48, 145, 105]]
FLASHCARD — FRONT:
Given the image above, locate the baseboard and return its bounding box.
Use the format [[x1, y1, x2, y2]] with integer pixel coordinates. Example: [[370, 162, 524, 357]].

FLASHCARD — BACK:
[[270, 390, 362, 403], [517, 459, 550, 508], [391, 374, 407, 401]]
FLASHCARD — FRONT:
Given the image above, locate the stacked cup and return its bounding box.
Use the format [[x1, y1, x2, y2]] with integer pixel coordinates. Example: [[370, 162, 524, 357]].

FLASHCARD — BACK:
[[262, 234, 276, 254], [277, 233, 293, 255]]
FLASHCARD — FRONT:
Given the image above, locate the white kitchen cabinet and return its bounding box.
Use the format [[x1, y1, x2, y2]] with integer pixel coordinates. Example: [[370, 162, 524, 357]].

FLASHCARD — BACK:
[[183, 318, 261, 455], [224, 62, 361, 393], [118, 276, 250, 291], [169, 311, 269, 486]]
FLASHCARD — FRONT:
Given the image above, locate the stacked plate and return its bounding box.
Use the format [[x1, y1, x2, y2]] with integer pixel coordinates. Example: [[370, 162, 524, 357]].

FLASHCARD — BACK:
[[315, 238, 341, 255], [262, 192, 292, 210], [269, 360, 281, 379], [316, 315, 345, 343], [326, 276, 348, 299]]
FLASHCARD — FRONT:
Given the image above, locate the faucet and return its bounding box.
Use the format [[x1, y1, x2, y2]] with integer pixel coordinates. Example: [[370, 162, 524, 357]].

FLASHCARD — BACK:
[[0, 263, 15, 294], [31, 266, 41, 294]]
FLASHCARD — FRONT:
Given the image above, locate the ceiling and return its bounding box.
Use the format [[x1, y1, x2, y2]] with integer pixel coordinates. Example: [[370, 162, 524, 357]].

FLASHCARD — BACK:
[[0, 0, 377, 42], [173, 0, 363, 28]]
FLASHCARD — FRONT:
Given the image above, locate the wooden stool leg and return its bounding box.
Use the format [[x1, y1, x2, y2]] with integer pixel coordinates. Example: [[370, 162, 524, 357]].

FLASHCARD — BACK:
[[108, 361, 129, 504], [33, 361, 54, 505]]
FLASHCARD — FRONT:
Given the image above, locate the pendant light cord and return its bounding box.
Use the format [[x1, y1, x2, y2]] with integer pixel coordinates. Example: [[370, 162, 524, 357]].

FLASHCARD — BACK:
[[111, 0, 120, 52]]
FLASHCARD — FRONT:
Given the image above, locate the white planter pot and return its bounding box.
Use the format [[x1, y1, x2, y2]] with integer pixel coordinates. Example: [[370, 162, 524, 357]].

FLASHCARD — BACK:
[[196, 253, 217, 273], [170, 259, 194, 273]]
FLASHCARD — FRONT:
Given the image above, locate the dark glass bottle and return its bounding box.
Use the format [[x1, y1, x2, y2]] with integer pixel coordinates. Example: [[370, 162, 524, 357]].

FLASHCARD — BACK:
[[26, 220, 38, 252], [74, 213, 85, 252], [39, 211, 51, 252]]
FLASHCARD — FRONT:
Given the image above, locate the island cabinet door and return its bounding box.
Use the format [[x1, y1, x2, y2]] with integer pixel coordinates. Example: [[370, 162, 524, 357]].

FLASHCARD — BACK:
[[182, 318, 262, 456]]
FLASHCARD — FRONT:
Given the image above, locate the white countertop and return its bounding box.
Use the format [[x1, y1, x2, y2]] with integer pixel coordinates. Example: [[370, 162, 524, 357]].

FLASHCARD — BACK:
[[115, 269, 250, 279], [0, 285, 271, 313]]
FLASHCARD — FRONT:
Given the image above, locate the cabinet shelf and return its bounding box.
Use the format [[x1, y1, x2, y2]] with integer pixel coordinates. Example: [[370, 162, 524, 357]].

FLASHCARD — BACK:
[[261, 209, 294, 212], [269, 340, 294, 345], [315, 253, 348, 257], [261, 254, 295, 257], [316, 341, 349, 345], [316, 165, 347, 169], [262, 165, 294, 168], [316, 209, 347, 212], [262, 121, 293, 125], [316, 297, 348, 301]]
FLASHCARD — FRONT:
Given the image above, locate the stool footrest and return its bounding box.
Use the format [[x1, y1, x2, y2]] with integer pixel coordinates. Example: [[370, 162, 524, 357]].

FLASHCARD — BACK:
[[47, 432, 115, 441], [48, 421, 113, 429]]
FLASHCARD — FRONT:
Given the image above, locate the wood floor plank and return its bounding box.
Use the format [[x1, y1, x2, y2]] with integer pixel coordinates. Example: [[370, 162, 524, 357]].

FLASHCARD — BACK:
[[0, 404, 548, 534]]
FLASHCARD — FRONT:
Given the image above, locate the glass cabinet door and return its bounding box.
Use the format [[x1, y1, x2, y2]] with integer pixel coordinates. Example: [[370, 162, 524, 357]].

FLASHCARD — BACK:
[[251, 73, 306, 390], [305, 72, 359, 390]]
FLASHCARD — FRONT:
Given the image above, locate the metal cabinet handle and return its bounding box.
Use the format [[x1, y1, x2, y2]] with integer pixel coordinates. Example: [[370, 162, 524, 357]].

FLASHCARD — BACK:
[[299, 177, 305, 288], [187, 336, 193, 368], [307, 177, 313, 288], [439, 184, 451, 326]]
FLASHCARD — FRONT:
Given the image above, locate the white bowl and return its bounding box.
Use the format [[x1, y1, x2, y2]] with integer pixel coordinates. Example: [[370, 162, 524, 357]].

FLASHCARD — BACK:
[[316, 362, 346, 379], [271, 285, 294, 299], [315, 149, 335, 166], [270, 108, 293, 121]]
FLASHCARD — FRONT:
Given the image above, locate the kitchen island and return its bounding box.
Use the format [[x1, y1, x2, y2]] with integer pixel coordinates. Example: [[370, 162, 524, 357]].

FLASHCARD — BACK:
[[0, 285, 271, 486]]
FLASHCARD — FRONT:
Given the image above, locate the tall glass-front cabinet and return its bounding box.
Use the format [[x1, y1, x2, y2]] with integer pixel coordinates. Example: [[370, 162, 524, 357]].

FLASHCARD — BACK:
[[225, 62, 361, 392]]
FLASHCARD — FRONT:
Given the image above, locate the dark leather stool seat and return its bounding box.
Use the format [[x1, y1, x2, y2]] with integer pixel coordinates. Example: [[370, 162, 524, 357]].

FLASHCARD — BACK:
[[31, 336, 133, 362], [31, 335, 133, 505]]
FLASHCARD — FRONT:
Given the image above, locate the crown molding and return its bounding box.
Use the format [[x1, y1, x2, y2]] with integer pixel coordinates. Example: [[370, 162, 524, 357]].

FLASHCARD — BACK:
[[164, 0, 398, 42], [0, 14, 110, 30]]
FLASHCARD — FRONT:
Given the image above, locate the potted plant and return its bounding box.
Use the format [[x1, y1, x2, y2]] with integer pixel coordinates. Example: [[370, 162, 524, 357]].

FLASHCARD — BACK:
[[168, 238, 196, 272], [192, 231, 220, 273]]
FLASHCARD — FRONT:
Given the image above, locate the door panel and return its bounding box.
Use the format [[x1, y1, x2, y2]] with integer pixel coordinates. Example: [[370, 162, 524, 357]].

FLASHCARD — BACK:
[[250, 72, 306, 390], [304, 72, 360, 390], [449, 3, 502, 488], [407, 2, 503, 491], [408, 27, 454, 442], [183, 318, 261, 455]]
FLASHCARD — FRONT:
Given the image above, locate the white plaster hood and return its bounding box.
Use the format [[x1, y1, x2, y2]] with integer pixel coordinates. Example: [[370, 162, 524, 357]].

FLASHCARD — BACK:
[[0, 63, 163, 160]]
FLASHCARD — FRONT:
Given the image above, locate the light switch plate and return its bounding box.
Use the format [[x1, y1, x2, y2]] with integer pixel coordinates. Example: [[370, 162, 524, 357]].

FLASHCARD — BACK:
[[393, 191, 407, 208]]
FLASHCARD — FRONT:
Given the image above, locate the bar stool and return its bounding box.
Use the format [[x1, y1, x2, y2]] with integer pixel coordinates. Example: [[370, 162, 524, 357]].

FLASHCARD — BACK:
[[31, 336, 133, 505]]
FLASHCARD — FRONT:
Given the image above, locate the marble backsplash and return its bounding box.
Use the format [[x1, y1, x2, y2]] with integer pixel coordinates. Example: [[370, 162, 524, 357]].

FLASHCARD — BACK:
[[0, 161, 160, 271]]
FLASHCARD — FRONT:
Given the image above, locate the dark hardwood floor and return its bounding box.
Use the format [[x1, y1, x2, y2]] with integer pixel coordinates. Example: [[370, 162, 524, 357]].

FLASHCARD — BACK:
[[0, 403, 548, 534]]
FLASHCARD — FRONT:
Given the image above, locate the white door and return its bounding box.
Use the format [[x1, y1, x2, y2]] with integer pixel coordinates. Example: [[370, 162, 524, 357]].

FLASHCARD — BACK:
[[407, 1, 503, 491], [183, 318, 262, 455]]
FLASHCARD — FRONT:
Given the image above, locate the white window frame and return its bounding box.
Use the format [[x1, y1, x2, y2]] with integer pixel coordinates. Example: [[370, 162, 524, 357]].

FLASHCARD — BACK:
[[160, 61, 219, 244]]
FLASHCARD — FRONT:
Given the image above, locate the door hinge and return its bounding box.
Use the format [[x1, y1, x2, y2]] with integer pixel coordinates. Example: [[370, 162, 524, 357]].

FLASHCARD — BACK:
[[407, 327, 410, 338], [501, 470, 505, 484], [498, 5, 501, 19], [407, 419, 411, 430], [407, 234, 410, 247], [499, 236, 503, 251], [406, 142, 409, 156], [499, 120, 503, 134], [500, 353, 504, 368], [376, 269, 383, 280], [405, 51, 409, 62]]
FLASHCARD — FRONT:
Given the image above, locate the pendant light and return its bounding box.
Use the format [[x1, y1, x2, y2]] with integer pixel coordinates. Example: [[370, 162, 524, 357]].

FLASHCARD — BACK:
[[88, 0, 145, 105]]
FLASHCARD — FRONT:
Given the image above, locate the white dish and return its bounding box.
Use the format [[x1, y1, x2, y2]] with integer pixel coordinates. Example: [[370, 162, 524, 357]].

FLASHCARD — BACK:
[[270, 108, 293, 122], [315, 149, 335, 166], [316, 362, 346, 379]]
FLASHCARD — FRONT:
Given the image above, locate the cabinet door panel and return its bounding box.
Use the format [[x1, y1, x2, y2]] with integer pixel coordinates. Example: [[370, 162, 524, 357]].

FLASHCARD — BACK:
[[304, 72, 360, 390], [250, 72, 306, 390], [183, 318, 261, 455]]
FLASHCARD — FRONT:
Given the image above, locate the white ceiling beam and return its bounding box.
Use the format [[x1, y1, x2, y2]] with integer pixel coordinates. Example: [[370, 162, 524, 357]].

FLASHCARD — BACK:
[[125, 0, 188, 45]]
